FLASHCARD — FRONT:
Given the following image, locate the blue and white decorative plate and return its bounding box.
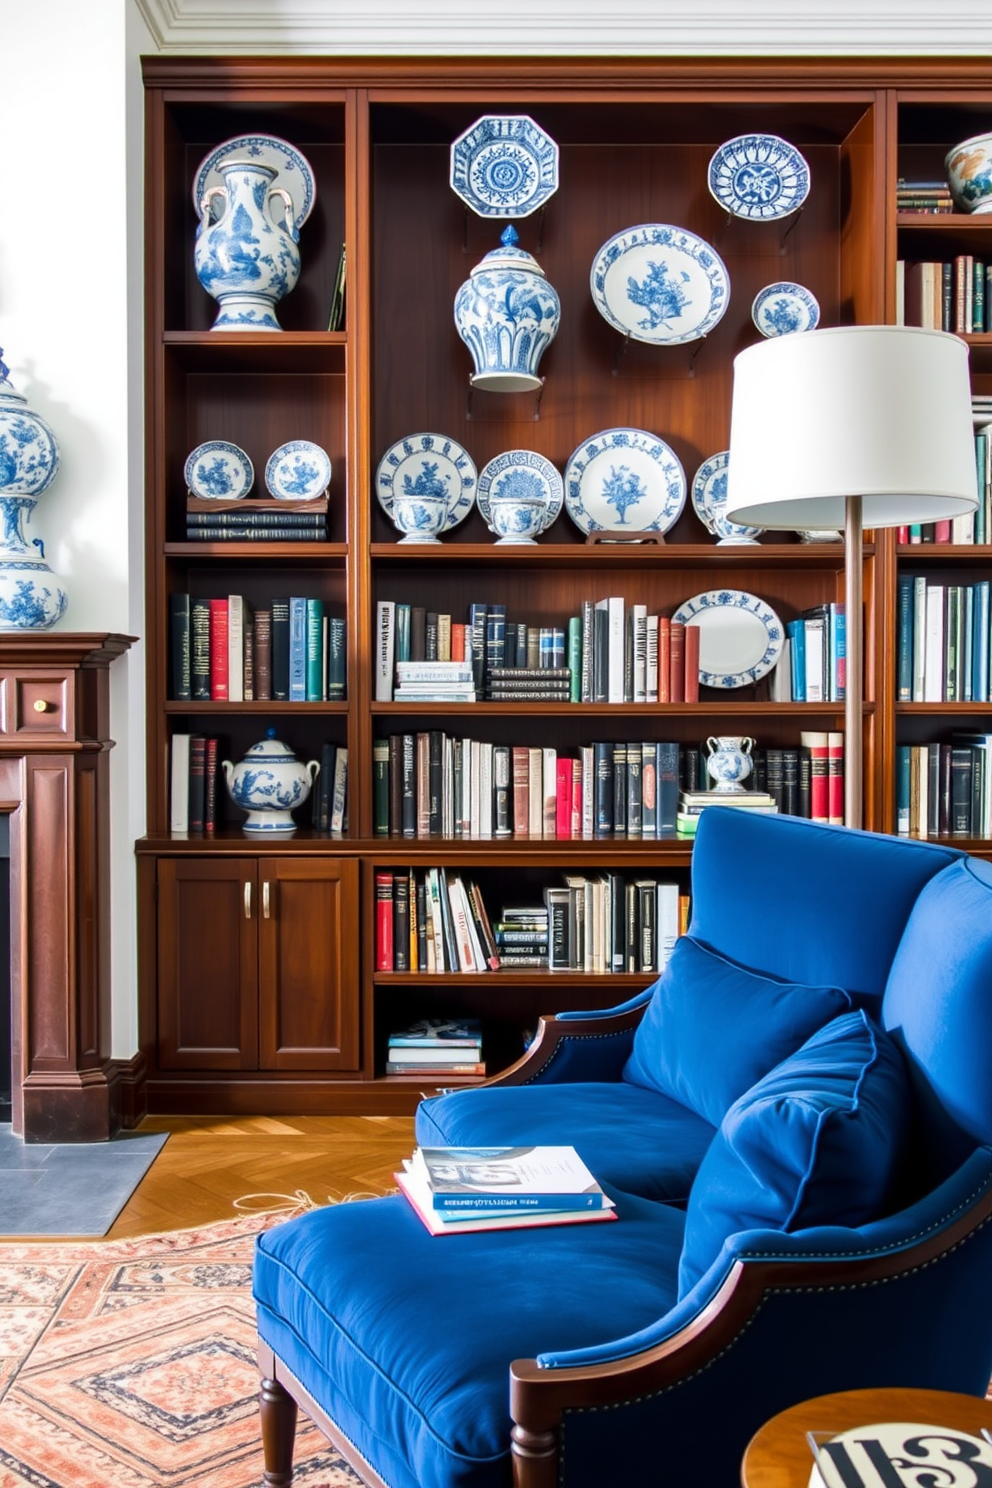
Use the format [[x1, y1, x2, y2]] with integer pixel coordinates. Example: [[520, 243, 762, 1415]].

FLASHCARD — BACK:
[[184, 440, 254, 499], [476, 450, 563, 531], [450, 115, 559, 218], [563, 428, 686, 535], [590, 224, 730, 345], [193, 134, 316, 228], [691, 452, 762, 545], [376, 433, 477, 533], [707, 134, 810, 221], [265, 440, 332, 500], [751, 281, 820, 337], [672, 589, 784, 689]]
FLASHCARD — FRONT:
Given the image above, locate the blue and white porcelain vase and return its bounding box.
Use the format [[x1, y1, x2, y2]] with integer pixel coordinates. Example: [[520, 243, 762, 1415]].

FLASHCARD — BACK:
[[222, 728, 320, 834], [0, 352, 67, 629], [453, 225, 560, 392], [194, 159, 301, 331], [705, 736, 755, 794]]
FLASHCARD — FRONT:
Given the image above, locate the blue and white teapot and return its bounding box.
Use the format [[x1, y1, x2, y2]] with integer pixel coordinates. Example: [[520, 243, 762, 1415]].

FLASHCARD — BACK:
[[223, 729, 319, 833]]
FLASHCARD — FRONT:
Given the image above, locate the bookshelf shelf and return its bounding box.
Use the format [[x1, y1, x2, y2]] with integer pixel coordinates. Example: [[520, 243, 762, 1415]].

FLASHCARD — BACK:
[[374, 972, 651, 988], [136, 56, 984, 1118]]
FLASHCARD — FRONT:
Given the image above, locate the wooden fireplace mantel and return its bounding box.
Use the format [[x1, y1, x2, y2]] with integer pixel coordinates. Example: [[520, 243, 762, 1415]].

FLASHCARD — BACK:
[[0, 632, 135, 1142]]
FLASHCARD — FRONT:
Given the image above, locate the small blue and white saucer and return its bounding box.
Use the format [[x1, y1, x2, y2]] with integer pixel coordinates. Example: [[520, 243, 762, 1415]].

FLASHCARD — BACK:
[[185, 440, 254, 499], [708, 134, 810, 221], [265, 441, 332, 500], [751, 282, 820, 337]]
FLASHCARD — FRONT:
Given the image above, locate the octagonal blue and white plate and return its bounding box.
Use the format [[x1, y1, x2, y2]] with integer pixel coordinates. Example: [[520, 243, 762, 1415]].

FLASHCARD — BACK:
[[691, 452, 762, 544], [590, 224, 730, 345], [265, 440, 332, 500], [193, 134, 316, 228], [184, 440, 254, 499], [564, 428, 686, 535], [672, 588, 784, 689], [752, 281, 821, 337], [707, 134, 810, 221], [476, 449, 563, 531], [450, 115, 559, 218], [376, 433, 477, 533]]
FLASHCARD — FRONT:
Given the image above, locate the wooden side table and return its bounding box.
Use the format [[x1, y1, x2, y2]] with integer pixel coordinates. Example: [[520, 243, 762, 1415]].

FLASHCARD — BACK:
[[742, 1387, 992, 1487]]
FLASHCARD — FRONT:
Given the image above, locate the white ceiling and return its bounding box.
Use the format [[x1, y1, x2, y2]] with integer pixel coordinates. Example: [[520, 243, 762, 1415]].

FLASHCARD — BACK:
[[133, 0, 992, 54]]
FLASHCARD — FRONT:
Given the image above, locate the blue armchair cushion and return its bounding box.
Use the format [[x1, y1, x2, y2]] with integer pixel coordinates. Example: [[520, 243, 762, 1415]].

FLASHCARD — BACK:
[[417, 1080, 717, 1203], [678, 1009, 911, 1295], [622, 934, 852, 1129], [254, 1186, 686, 1488]]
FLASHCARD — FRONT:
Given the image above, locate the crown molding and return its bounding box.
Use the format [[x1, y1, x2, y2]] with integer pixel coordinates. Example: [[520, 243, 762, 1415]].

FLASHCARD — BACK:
[[132, 0, 992, 55]]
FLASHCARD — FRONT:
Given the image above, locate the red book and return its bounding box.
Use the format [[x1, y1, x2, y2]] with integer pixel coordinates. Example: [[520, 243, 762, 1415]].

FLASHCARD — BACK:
[[827, 731, 845, 825], [208, 598, 229, 701], [801, 731, 830, 823], [684, 623, 700, 702], [511, 746, 530, 837], [570, 758, 583, 838], [669, 621, 685, 703], [657, 617, 671, 703], [451, 623, 467, 663], [896, 525, 910, 544], [375, 872, 394, 970], [934, 519, 952, 544], [204, 737, 219, 831], [556, 758, 573, 838]]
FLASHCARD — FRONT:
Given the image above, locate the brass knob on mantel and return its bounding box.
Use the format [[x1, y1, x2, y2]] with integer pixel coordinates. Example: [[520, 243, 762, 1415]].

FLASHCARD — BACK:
[[33, 699, 53, 713]]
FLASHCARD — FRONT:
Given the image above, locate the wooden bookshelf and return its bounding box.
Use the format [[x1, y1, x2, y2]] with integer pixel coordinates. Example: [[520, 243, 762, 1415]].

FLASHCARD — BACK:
[[135, 57, 992, 1118]]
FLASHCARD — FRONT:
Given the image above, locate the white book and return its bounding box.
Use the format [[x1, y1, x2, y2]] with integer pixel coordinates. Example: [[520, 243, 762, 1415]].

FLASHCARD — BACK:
[[542, 747, 557, 838], [469, 739, 482, 839], [894, 257, 905, 325], [442, 736, 454, 838], [427, 868, 446, 972], [770, 638, 793, 702], [631, 603, 648, 702], [457, 876, 487, 972], [528, 746, 544, 837], [459, 737, 472, 837], [916, 744, 929, 839], [375, 601, 396, 701], [395, 661, 473, 680], [583, 878, 595, 973], [804, 615, 825, 702], [227, 593, 244, 704], [447, 878, 478, 971], [170, 732, 190, 834], [924, 585, 945, 702], [608, 596, 625, 704], [591, 877, 606, 972], [657, 882, 680, 969], [952, 510, 975, 544], [478, 741, 493, 840], [912, 575, 927, 702], [581, 745, 595, 839], [330, 748, 348, 833], [645, 613, 659, 702]]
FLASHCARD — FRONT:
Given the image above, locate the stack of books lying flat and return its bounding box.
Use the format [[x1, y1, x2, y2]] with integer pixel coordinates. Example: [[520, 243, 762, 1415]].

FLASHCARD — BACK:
[[393, 660, 476, 703], [186, 496, 328, 541], [385, 1018, 484, 1077], [676, 789, 778, 837], [397, 1145, 616, 1235]]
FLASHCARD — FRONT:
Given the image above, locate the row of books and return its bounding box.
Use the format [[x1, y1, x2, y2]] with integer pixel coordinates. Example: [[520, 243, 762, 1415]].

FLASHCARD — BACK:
[[786, 603, 846, 703], [397, 1146, 615, 1235], [374, 868, 689, 975], [184, 495, 329, 542], [894, 423, 992, 547], [170, 593, 347, 703], [895, 180, 954, 214], [386, 1018, 485, 1077], [375, 598, 702, 704], [898, 257, 992, 334], [896, 578, 992, 703], [896, 735, 992, 840], [169, 734, 349, 834]]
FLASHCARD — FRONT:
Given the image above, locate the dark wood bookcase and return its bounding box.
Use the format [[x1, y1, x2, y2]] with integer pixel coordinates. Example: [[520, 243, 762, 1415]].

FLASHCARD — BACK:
[[136, 57, 992, 1117]]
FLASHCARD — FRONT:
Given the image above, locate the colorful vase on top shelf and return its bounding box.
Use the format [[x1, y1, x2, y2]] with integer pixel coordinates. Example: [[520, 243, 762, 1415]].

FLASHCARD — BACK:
[[453, 225, 560, 392], [193, 159, 301, 330], [222, 729, 320, 834], [0, 351, 67, 629]]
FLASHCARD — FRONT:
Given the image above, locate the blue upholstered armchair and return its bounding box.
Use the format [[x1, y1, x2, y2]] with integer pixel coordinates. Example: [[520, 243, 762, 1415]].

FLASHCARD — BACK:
[[254, 811, 992, 1488]]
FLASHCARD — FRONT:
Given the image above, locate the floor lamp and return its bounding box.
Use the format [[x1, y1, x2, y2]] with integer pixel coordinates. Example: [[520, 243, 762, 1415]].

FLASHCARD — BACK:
[[724, 325, 977, 829]]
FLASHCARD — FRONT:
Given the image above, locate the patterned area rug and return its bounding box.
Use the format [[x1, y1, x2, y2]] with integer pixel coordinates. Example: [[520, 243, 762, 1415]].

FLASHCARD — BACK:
[[0, 1211, 363, 1488]]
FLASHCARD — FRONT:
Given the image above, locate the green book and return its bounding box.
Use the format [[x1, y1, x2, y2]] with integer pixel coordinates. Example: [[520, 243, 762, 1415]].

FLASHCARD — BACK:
[[306, 597, 325, 701], [567, 615, 582, 703]]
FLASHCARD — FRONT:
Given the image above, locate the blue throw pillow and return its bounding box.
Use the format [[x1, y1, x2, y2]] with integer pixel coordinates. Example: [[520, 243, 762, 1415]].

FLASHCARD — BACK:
[[622, 935, 852, 1128], [678, 1010, 911, 1296]]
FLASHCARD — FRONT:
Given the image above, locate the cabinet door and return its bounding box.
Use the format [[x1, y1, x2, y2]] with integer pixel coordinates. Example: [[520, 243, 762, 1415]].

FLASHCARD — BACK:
[[157, 857, 259, 1070], [257, 858, 360, 1071]]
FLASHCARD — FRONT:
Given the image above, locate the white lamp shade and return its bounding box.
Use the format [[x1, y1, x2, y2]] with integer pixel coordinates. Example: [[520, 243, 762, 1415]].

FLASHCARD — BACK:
[[724, 325, 978, 529]]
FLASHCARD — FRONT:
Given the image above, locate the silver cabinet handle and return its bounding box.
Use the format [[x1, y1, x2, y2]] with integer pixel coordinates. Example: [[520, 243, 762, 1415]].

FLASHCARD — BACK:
[[244, 881, 252, 920], [262, 880, 271, 919]]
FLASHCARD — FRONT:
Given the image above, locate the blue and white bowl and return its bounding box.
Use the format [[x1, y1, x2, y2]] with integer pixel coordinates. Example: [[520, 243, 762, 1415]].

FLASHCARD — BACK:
[[708, 134, 810, 221], [391, 491, 448, 544], [946, 132, 992, 214], [265, 440, 331, 500], [450, 115, 559, 218], [751, 282, 820, 337], [488, 495, 547, 544], [185, 440, 254, 499], [477, 450, 562, 538]]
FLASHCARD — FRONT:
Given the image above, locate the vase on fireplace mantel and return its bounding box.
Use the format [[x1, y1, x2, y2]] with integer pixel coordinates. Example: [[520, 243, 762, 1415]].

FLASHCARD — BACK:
[[0, 351, 67, 629]]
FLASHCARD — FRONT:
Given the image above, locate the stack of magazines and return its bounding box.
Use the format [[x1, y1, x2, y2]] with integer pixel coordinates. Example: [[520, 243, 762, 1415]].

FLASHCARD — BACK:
[[396, 1145, 616, 1235]]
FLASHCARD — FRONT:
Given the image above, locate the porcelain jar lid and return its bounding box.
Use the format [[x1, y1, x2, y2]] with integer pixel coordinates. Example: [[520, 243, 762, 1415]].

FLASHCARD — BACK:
[[0, 352, 27, 407], [470, 225, 547, 279], [241, 727, 299, 764]]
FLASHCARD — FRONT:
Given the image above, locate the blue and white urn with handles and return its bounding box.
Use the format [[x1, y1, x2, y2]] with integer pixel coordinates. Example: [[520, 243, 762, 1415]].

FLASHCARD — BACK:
[[705, 735, 756, 794], [454, 225, 560, 392], [0, 351, 67, 629], [194, 159, 301, 330], [223, 728, 320, 833]]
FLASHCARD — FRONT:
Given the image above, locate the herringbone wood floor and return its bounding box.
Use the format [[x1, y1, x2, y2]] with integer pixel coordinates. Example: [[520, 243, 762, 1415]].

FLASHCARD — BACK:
[[105, 1116, 417, 1239]]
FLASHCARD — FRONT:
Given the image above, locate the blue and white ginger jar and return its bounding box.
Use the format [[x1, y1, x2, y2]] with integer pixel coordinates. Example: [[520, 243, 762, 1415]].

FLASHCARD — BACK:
[[454, 225, 560, 392], [222, 728, 320, 833], [0, 352, 67, 630], [194, 159, 301, 331]]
